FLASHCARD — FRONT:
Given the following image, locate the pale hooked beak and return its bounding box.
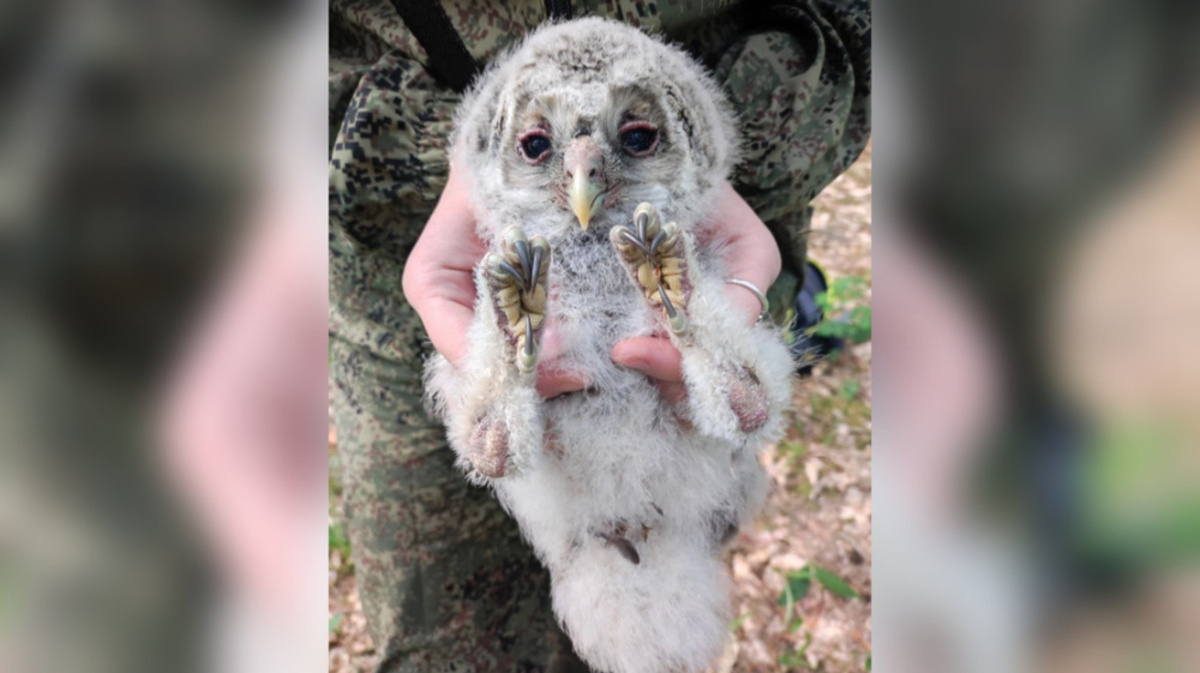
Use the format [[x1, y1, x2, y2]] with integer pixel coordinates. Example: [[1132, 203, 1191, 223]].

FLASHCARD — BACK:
[[564, 137, 606, 230], [569, 170, 604, 230]]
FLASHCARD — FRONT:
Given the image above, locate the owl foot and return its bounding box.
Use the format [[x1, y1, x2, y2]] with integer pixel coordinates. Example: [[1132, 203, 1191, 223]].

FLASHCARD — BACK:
[[610, 202, 689, 335], [485, 227, 551, 374]]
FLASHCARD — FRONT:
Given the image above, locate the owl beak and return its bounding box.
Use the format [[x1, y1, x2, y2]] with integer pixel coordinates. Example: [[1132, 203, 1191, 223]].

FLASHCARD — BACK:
[[569, 170, 604, 230], [565, 138, 606, 230]]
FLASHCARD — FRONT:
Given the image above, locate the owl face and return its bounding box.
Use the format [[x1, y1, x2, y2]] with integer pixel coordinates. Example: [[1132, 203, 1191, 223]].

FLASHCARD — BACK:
[[455, 19, 737, 237], [504, 83, 690, 230]]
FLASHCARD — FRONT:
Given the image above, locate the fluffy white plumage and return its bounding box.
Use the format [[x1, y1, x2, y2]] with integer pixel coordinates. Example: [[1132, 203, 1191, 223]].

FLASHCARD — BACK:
[[424, 19, 794, 673]]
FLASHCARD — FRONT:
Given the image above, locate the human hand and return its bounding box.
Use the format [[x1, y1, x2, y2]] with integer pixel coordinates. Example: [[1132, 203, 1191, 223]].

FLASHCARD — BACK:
[[402, 166, 589, 399], [404, 173, 778, 402], [611, 181, 781, 404]]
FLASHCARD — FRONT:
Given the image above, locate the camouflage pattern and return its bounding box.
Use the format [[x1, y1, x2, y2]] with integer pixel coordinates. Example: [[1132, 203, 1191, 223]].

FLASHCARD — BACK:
[[329, 1, 869, 670]]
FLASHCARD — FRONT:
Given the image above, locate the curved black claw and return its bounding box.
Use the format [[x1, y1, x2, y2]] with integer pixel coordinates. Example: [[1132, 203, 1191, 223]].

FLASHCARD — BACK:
[[610, 202, 688, 335], [485, 227, 551, 373]]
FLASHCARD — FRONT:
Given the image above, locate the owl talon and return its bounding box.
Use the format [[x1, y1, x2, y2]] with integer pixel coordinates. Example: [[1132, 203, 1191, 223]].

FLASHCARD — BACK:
[[528, 246, 544, 290], [658, 283, 688, 335], [495, 258, 529, 290], [514, 238, 531, 274], [611, 202, 690, 336], [634, 207, 652, 241], [649, 229, 667, 255], [486, 227, 551, 374], [519, 313, 539, 372], [619, 228, 651, 256]]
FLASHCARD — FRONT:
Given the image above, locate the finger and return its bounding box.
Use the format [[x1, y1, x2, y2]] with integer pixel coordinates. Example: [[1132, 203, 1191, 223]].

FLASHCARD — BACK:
[[418, 299, 476, 368], [402, 167, 486, 366], [653, 379, 688, 406], [536, 368, 590, 399], [611, 337, 683, 383], [404, 253, 478, 368], [413, 169, 487, 269], [702, 182, 782, 324], [707, 182, 781, 286], [723, 284, 767, 325]]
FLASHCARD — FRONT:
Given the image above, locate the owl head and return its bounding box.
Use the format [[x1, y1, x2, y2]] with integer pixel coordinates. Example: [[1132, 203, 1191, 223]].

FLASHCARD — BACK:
[[452, 18, 739, 239]]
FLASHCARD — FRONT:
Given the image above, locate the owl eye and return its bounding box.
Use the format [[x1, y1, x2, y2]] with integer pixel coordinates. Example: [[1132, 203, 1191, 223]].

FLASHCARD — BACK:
[[518, 131, 552, 164], [619, 122, 659, 157]]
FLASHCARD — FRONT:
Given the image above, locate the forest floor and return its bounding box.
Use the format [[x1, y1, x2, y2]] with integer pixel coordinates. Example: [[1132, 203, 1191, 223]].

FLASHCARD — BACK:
[[329, 146, 872, 673]]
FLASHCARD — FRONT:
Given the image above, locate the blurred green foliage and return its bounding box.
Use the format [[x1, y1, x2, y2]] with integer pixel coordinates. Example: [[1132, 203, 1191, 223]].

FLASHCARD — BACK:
[[812, 275, 872, 345]]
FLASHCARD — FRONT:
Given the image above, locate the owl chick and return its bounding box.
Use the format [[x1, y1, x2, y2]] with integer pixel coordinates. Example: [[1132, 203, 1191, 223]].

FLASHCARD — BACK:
[[424, 18, 794, 673]]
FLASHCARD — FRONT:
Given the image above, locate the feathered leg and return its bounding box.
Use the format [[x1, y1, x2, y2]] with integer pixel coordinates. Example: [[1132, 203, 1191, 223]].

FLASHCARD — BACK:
[[610, 203, 793, 447], [425, 226, 551, 480]]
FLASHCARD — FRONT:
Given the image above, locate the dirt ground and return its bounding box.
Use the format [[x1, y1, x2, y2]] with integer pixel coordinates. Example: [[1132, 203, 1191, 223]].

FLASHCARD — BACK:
[[329, 147, 872, 673]]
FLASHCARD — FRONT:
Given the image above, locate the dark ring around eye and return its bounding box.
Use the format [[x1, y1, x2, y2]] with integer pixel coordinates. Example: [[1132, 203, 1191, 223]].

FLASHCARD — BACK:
[[618, 121, 659, 157], [518, 130, 552, 164]]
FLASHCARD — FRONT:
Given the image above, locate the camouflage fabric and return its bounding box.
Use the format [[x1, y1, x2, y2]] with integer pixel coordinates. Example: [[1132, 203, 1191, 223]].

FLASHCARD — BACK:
[[328, 1, 869, 671]]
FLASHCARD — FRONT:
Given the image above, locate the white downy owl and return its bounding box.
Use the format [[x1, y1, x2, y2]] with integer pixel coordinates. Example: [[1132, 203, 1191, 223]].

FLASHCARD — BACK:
[[424, 18, 794, 673]]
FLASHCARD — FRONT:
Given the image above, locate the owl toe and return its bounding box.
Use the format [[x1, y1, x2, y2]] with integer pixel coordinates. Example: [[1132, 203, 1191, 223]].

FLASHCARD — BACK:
[[484, 227, 552, 374], [611, 202, 691, 335]]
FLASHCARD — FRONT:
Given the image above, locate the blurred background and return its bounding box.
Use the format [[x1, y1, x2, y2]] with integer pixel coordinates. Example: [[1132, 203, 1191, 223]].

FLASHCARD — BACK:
[[874, 0, 1200, 672], [0, 1, 328, 672]]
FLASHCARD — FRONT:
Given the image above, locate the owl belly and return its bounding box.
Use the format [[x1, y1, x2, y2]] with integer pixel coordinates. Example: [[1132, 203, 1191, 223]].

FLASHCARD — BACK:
[[498, 241, 742, 564], [481, 226, 762, 673], [495, 380, 743, 672], [539, 238, 684, 476]]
